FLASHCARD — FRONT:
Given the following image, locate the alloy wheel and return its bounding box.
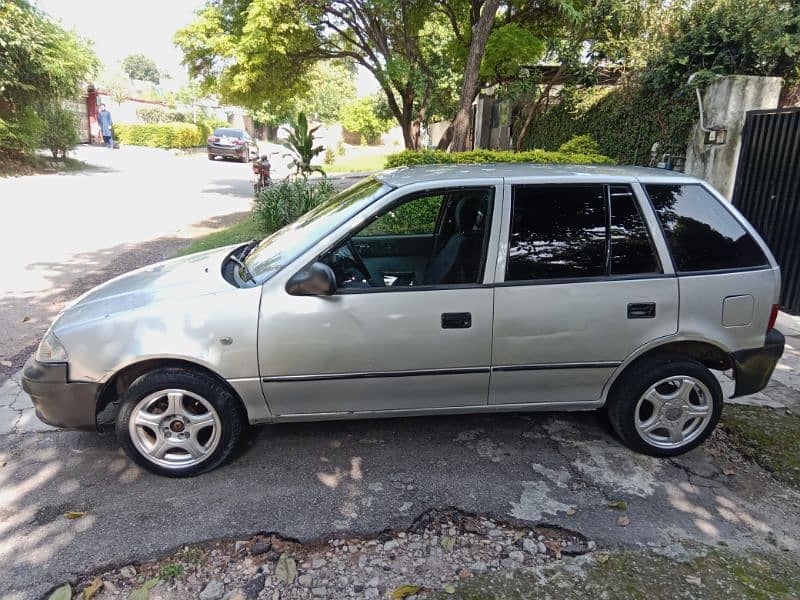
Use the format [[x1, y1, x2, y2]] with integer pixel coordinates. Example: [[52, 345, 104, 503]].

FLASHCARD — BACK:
[[128, 388, 221, 470], [634, 375, 713, 449]]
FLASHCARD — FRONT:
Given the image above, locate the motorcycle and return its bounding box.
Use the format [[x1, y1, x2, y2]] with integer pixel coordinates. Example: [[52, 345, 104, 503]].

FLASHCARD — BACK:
[[252, 154, 273, 194]]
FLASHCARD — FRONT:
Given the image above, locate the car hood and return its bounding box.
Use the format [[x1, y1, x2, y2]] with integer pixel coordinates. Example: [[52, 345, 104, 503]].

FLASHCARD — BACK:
[[53, 245, 240, 331]]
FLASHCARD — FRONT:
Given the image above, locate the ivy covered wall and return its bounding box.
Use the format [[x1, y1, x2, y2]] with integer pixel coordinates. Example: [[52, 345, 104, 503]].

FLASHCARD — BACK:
[[516, 85, 696, 166]]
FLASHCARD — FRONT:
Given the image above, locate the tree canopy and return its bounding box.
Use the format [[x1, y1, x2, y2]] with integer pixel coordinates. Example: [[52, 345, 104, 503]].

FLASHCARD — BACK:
[[0, 0, 98, 156], [122, 53, 161, 84], [175, 0, 583, 149]]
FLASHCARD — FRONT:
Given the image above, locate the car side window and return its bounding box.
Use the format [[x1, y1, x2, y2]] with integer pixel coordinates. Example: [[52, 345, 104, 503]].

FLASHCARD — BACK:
[[507, 185, 607, 281], [609, 185, 661, 275], [645, 184, 768, 273], [322, 187, 494, 290]]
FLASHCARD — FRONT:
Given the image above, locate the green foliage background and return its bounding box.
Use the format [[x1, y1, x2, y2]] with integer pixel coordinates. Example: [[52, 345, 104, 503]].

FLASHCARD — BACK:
[[517, 86, 696, 164], [113, 123, 207, 149], [385, 147, 615, 168], [253, 178, 336, 234]]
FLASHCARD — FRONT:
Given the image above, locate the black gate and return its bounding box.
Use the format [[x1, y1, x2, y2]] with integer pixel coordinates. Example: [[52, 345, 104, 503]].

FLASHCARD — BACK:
[[732, 108, 800, 314]]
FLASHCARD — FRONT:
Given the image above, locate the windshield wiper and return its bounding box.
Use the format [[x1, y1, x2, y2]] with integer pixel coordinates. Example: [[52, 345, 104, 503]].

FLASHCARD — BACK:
[[228, 254, 255, 283]]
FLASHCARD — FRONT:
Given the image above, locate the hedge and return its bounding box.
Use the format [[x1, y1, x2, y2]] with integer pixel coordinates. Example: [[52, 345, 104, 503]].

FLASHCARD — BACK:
[[385, 147, 615, 169], [516, 85, 696, 165], [113, 122, 205, 149]]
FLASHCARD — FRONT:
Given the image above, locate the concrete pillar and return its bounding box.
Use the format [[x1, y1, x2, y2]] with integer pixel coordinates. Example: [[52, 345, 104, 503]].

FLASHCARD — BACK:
[[685, 75, 783, 199]]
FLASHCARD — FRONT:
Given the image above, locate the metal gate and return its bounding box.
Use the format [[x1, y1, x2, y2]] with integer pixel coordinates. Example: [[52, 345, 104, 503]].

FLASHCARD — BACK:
[[732, 108, 800, 313]]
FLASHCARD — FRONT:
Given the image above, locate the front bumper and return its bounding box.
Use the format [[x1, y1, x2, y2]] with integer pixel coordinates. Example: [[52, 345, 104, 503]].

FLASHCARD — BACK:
[[731, 329, 785, 397], [20, 358, 101, 429]]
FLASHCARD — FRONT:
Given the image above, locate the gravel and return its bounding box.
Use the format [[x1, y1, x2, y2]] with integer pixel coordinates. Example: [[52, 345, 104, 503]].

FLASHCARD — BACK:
[[75, 510, 594, 599]]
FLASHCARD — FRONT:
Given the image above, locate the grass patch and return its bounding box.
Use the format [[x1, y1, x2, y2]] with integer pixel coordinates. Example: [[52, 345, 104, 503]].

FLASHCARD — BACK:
[[0, 154, 87, 178], [721, 404, 800, 490], [176, 216, 263, 257], [432, 549, 800, 599], [325, 151, 391, 173]]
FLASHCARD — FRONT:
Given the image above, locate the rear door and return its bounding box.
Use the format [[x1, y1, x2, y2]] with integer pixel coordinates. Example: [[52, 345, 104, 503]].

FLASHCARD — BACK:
[[489, 182, 679, 406]]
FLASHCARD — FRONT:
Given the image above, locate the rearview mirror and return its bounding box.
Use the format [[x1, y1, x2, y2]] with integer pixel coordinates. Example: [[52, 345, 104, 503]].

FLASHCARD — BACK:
[[286, 262, 336, 296]]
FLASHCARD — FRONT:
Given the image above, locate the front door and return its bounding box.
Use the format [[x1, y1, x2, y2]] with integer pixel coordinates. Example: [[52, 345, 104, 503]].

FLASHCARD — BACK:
[[258, 183, 501, 416], [490, 183, 679, 405]]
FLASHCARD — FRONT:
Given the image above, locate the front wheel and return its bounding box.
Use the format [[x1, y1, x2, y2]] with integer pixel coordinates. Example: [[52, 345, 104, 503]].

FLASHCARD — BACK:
[[116, 367, 245, 477], [606, 356, 723, 457]]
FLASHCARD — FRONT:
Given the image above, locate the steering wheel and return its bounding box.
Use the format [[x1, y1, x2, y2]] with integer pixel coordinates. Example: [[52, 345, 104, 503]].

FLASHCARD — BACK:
[[346, 240, 372, 282]]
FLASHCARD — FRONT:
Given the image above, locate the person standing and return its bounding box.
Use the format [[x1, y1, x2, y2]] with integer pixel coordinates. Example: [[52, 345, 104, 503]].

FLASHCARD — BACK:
[[97, 103, 114, 148]]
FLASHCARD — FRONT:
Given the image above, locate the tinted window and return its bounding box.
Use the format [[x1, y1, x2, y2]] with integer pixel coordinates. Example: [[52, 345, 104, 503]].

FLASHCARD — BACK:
[[358, 194, 444, 236], [507, 185, 606, 281], [610, 186, 660, 275], [213, 128, 243, 138], [646, 184, 768, 272]]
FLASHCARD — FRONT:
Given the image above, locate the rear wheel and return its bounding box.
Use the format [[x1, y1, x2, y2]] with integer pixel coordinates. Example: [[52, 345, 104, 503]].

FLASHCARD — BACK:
[[116, 367, 245, 477], [606, 356, 722, 456], [207, 153, 215, 161]]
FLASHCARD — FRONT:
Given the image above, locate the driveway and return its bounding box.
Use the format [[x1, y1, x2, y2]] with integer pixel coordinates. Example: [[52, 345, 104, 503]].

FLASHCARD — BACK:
[[0, 146, 257, 380]]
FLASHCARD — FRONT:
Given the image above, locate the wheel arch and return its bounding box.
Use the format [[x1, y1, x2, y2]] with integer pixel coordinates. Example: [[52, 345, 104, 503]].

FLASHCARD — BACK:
[[95, 358, 247, 427], [601, 338, 732, 404]]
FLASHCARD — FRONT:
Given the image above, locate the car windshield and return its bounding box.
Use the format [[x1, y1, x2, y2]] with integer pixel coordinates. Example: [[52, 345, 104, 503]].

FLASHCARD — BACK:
[[213, 128, 243, 138], [243, 177, 391, 284]]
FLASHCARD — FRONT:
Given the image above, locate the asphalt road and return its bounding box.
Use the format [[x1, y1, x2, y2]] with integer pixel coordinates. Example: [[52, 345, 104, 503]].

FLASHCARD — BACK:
[[1, 148, 799, 599], [2, 409, 799, 599]]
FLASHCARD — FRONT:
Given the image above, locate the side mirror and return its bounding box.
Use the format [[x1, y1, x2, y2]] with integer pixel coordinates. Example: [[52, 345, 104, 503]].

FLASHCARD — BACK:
[[286, 262, 336, 296]]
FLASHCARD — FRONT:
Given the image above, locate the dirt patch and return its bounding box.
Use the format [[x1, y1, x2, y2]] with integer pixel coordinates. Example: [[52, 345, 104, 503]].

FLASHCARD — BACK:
[[435, 547, 800, 599], [721, 404, 800, 490]]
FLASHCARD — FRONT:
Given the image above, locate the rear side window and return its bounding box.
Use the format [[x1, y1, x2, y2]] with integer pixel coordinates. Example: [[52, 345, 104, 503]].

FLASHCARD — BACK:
[[645, 184, 768, 273], [507, 185, 606, 280], [609, 186, 660, 275]]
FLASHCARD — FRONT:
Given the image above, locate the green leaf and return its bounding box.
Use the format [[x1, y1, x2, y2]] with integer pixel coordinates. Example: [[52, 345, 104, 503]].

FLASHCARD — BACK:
[[608, 500, 628, 511], [48, 584, 72, 600], [391, 584, 423, 599]]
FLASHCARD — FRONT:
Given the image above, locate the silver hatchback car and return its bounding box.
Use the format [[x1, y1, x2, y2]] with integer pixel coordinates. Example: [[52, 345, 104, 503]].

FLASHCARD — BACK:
[[23, 164, 785, 476]]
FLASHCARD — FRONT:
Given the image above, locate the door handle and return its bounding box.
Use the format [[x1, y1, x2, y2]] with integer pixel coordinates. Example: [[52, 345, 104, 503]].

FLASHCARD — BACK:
[[627, 303, 656, 319], [442, 312, 472, 329]]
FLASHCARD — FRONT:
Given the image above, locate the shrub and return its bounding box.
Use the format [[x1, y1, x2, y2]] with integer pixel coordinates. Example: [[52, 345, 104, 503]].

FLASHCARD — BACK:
[[113, 122, 204, 148], [384, 147, 615, 169], [0, 109, 43, 157], [39, 103, 80, 158], [253, 178, 336, 235], [339, 96, 392, 143], [136, 106, 166, 123], [558, 135, 601, 156]]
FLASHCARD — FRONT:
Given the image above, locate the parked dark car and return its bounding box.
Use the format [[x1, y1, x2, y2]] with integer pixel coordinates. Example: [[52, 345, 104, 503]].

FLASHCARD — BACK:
[[207, 128, 258, 162]]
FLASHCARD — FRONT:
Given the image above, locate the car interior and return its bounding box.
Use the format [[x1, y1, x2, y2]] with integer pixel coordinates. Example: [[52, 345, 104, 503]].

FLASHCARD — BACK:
[[322, 187, 494, 290]]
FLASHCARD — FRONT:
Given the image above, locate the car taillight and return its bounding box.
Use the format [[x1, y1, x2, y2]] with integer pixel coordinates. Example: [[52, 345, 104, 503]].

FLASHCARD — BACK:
[[768, 303, 779, 331], [208, 136, 219, 142], [234, 139, 244, 145]]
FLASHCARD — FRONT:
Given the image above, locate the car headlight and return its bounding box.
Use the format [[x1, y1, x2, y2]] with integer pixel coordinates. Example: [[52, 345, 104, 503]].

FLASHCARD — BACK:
[[36, 330, 68, 363]]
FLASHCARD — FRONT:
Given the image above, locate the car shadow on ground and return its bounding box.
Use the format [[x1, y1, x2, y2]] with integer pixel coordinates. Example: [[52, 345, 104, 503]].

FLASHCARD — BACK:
[[1, 409, 796, 599]]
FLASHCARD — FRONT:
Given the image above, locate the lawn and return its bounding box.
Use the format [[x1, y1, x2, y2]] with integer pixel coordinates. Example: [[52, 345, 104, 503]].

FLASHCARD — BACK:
[[324, 147, 393, 174], [176, 216, 263, 257]]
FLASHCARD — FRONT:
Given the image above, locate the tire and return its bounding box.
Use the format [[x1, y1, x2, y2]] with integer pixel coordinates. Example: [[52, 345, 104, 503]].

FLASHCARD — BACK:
[[239, 153, 248, 163], [208, 154, 215, 161], [606, 355, 723, 457], [116, 367, 246, 477]]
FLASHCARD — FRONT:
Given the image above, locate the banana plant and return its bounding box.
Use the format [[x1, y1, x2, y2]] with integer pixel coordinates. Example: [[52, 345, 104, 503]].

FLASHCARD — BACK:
[[281, 112, 325, 177]]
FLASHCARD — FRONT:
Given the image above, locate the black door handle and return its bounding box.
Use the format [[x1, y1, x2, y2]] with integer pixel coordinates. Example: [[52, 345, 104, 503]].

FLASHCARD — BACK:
[[442, 312, 472, 329], [628, 303, 656, 319]]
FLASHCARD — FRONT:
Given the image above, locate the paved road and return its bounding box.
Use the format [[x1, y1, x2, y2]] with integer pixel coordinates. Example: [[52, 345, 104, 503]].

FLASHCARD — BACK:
[[0, 146, 257, 380], [1, 150, 799, 599]]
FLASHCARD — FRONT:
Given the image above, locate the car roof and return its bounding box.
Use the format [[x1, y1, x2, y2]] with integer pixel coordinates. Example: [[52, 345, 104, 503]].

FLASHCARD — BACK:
[[375, 163, 699, 187]]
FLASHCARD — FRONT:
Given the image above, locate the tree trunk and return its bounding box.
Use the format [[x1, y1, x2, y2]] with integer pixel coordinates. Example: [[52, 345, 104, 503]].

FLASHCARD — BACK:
[[437, 0, 501, 152]]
